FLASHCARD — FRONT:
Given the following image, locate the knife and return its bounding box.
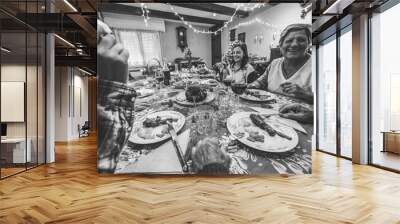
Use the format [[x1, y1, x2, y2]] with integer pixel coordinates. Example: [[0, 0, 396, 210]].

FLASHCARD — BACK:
[[167, 121, 188, 173]]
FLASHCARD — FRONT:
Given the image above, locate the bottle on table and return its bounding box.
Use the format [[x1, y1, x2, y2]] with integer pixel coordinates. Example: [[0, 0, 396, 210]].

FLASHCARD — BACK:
[[163, 61, 170, 86]]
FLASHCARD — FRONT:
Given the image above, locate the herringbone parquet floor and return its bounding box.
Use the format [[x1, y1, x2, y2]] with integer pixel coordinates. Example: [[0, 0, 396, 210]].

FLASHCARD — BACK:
[[1, 135, 400, 224]]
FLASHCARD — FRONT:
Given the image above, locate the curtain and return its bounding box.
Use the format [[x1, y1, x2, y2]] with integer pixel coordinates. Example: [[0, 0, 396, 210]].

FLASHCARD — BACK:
[[115, 29, 162, 68]]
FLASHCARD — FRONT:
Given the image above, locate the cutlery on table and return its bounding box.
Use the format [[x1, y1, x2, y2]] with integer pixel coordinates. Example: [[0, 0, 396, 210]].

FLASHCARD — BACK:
[[167, 121, 188, 173]]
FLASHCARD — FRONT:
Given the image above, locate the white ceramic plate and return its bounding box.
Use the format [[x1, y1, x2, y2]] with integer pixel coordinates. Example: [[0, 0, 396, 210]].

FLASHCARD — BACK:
[[174, 91, 215, 107], [129, 111, 185, 144], [239, 89, 276, 102], [227, 112, 298, 153]]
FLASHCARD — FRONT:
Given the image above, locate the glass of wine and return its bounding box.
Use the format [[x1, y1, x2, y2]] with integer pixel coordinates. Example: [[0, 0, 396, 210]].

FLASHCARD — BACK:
[[230, 80, 247, 111], [223, 78, 232, 87]]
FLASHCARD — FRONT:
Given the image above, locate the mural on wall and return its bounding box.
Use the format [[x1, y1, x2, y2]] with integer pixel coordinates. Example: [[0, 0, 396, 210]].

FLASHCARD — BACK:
[[97, 2, 313, 175]]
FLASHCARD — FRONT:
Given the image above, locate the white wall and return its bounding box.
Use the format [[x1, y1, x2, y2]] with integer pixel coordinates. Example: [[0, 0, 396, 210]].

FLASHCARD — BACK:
[[160, 21, 212, 66], [55, 67, 89, 141], [221, 3, 311, 59], [1, 65, 26, 138], [1, 63, 46, 163]]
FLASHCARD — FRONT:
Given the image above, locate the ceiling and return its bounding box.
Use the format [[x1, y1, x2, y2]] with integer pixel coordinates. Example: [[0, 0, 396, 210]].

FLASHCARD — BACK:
[[122, 3, 232, 24], [0, 0, 96, 73], [312, 0, 389, 43]]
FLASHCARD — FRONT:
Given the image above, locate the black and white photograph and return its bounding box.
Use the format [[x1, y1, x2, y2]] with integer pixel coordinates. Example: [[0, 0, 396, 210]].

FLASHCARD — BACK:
[[97, 2, 313, 175]]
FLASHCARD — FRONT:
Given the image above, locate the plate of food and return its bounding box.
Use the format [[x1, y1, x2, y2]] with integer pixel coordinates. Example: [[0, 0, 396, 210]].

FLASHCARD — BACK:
[[201, 79, 219, 87], [227, 112, 298, 153], [174, 85, 215, 106], [129, 110, 185, 144], [173, 81, 186, 89], [136, 88, 155, 98], [240, 89, 276, 102]]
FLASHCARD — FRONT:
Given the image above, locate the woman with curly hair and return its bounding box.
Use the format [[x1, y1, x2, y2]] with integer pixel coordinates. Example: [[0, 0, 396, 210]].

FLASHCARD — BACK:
[[224, 41, 255, 84]]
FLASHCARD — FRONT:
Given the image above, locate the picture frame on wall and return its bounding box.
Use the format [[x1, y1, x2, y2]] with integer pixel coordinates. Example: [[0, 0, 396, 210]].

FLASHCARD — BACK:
[[238, 32, 246, 43], [230, 29, 236, 41]]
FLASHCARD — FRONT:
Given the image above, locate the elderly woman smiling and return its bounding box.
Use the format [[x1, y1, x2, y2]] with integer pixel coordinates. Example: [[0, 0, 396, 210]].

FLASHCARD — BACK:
[[248, 24, 313, 103]]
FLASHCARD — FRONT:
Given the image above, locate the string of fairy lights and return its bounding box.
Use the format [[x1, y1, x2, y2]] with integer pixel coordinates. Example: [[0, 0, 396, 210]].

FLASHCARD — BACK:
[[141, 3, 150, 27], [166, 3, 241, 35], [231, 18, 280, 31], [236, 3, 267, 11], [140, 3, 309, 35]]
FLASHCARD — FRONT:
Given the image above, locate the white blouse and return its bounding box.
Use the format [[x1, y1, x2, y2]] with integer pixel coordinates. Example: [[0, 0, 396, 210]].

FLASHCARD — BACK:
[[255, 57, 311, 96], [227, 63, 255, 84]]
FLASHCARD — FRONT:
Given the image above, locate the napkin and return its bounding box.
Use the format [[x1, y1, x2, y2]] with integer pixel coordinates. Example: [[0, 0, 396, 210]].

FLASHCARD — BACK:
[[119, 130, 191, 174], [249, 106, 307, 134]]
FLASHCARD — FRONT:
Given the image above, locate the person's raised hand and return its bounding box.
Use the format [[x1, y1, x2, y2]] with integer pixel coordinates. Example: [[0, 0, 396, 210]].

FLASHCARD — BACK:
[[97, 20, 112, 43], [191, 137, 231, 174], [279, 103, 313, 124], [97, 20, 130, 84], [280, 82, 306, 95]]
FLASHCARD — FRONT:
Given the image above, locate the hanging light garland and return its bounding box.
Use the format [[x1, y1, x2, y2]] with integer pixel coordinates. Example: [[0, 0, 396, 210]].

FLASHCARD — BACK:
[[230, 17, 280, 31], [140, 3, 306, 35], [166, 3, 243, 35], [301, 2, 312, 19], [235, 3, 266, 11], [141, 3, 150, 27]]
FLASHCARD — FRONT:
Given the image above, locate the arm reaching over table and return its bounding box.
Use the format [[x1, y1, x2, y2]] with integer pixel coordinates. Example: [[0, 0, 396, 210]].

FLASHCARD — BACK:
[[97, 20, 137, 173], [279, 103, 313, 124]]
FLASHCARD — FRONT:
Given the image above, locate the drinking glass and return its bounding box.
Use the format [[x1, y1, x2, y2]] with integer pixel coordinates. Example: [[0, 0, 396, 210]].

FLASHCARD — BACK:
[[230, 80, 247, 111]]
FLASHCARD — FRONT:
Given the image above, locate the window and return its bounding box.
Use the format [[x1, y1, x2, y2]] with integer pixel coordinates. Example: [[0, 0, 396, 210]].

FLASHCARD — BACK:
[[339, 26, 352, 158], [370, 2, 400, 171], [115, 29, 162, 67], [317, 35, 337, 155]]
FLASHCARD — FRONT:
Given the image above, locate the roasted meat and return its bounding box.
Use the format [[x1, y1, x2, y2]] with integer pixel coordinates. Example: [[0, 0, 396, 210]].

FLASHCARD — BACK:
[[185, 85, 207, 102]]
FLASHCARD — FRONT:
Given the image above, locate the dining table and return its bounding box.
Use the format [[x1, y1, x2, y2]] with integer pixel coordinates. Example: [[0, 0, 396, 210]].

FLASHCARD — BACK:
[[114, 72, 313, 175]]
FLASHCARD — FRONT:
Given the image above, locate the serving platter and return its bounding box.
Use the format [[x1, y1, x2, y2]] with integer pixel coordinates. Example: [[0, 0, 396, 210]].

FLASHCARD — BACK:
[[174, 91, 215, 107]]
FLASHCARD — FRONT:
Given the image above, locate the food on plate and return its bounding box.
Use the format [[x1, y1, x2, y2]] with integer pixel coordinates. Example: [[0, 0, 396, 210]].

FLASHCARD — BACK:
[[156, 126, 169, 138], [137, 115, 179, 140], [238, 119, 252, 127], [244, 89, 270, 100], [197, 63, 210, 75], [244, 129, 265, 143], [137, 128, 155, 139], [187, 80, 200, 85], [143, 116, 178, 128], [233, 131, 245, 138], [173, 81, 186, 89], [205, 79, 218, 86], [137, 125, 169, 140], [274, 129, 292, 140], [249, 113, 292, 140], [185, 85, 207, 102], [249, 114, 276, 136], [247, 135, 264, 143], [136, 88, 153, 97]]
